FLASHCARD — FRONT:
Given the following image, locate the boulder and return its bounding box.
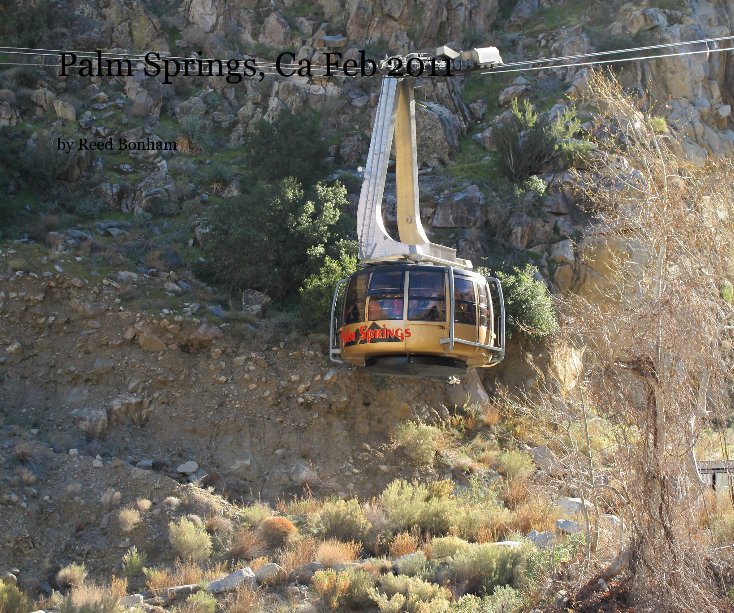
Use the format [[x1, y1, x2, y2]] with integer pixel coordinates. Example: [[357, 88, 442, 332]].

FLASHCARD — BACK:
[[431, 185, 487, 228], [531, 446, 564, 477], [206, 567, 255, 593], [185, 0, 221, 32], [255, 563, 287, 585], [259, 13, 291, 48], [548, 240, 575, 266], [241, 289, 271, 317], [31, 88, 56, 110], [187, 322, 224, 349], [71, 408, 108, 438], [0, 102, 20, 127], [499, 84, 529, 107], [54, 99, 76, 121], [527, 529, 554, 549], [507, 0, 539, 31], [177, 460, 199, 474], [110, 394, 150, 425], [556, 519, 580, 534], [137, 330, 167, 352], [124, 73, 163, 119], [555, 497, 592, 516]]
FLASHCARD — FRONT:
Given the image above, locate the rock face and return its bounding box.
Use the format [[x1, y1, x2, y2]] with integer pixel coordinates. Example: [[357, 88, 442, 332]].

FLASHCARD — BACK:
[[71, 408, 108, 439]]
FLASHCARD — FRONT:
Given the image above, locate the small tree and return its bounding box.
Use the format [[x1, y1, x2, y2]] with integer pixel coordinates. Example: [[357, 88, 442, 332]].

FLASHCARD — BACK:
[[199, 178, 349, 300]]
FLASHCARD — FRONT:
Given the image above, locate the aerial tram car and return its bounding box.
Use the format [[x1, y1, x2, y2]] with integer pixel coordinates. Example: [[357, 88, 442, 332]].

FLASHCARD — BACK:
[[329, 47, 506, 378]]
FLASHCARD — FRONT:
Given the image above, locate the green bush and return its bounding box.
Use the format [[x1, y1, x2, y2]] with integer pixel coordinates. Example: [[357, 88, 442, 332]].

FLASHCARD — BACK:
[[245, 109, 328, 186], [393, 422, 443, 466], [0, 582, 33, 613], [372, 573, 451, 613], [180, 113, 217, 152], [315, 498, 372, 543], [429, 535, 473, 560], [452, 587, 524, 612], [121, 546, 146, 576], [312, 569, 352, 610], [168, 518, 212, 562], [496, 451, 535, 481], [496, 265, 557, 340], [450, 543, 529, 595], [199, 178, 348, 300], [379, 480, 460, 536], [299, 241, 358, 326], [183, 591, 216, 613], [494, 99, 586, 182]]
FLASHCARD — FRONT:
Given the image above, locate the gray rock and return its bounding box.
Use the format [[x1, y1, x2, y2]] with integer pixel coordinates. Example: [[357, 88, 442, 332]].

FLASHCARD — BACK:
[[527, 530, 554, 549], [177, 460, 199, 474], [110, 394, 150, 426], [531, 446, 564, 477], [205, 567, 255, 594], [255, 562, 286, 585], [71, 407, 108, 439], [117, 271, 139, 283], [493, 540, 525, 548], [31, 88, 56, 110], [53, 99, 76, 121], [1, 572, 17, 585], [499, 84, 530, 106], [556, 519, 580, 534], [165, 584, 201, 601], [241, 289, 271, 317], [120, 594, 144, 606], [290, 462, 318, 486], [555, 497, 592, 515]]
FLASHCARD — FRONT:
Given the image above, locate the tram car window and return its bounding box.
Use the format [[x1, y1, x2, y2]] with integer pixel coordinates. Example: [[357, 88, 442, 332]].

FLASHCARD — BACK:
[[368, 270, 404, 320], [344, 273, 368, 324], [408, 270, 446, 321], [454, 277, 477, 325]]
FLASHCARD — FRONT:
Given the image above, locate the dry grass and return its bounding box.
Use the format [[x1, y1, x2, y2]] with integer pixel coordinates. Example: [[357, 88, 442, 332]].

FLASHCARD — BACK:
[[145, 561, 227, 593], [230, 529, 266, 560], [223, 586, 260, 613], [482, 402, 503, 427], [248, 556, 270, 572], [388, 532, 419, 558], [277, 496, 322, 516], [315, 540, 361, 568], [13, 440, 37, 464], [257, 516, 298, 549], [118, 508, 142, 533], [109, 577, 128, 599], [500, 477, 530, 509], [510, 497, 560, 533], [68, 583, 120, 609], [136, 498, 152, 512], [101, 488, 121, 510], [162, 496, 182, 509], [206, 515, 234, 534], [16, 466, 37, 485], [279, 537, 319, 572], [56, 563, 87, 588]]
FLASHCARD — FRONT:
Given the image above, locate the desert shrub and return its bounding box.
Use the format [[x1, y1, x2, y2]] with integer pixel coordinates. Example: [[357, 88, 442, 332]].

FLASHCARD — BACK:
[[315, 498, 372, 543], [205, 515, 233, 534], [117, 508, 141, 533], [278, 536, 319, 572], [496, 265, 557, 339], [450, 543, 529, 595], [223, 586, 259, 613], [179, 113, 217, 152], [240, 502, 272, 527], [121, 546, 146, 576], [168, 518, 212, 562], [379, 480, 460, 536], [511, 497, 559, 534], [429, 536, 473, 560], [144, 561, 225, 593], [389, 532, 419, 558], [394, 422, 444, 466], [497, 451, 535, 481], [136, 498, 152, 512], [0, 582, 33, 613], [315, 539, 361, 567], [182, 591, 216, 613], [648, 115, 668, 134], [372, 573, 451, 613], [199, 178, 349, 301], [394, 551, 428, 578], [201, 161, 236, 190], [452, 587, 523, 612], [20, 131, 68, 190], [229, 529, 265, 560], [299, 245, 358, 326], [58, 586, 122, 613], [312, 569, 352, 610], [57, 563, 88, 588], [74, 198, 105, 219], [257, 516, 298, 549], [523, 532, 583, 589], [494, 98, 587, 182], [342, 568, 375, 609], [455, 503, 513, 543]]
